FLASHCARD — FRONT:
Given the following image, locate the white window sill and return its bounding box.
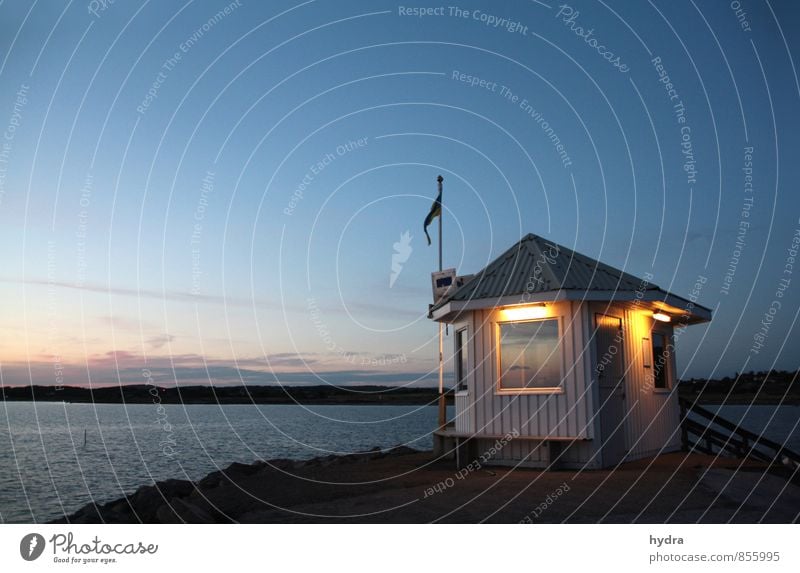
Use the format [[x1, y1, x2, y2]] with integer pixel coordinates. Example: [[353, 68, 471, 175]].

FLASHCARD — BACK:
[[495, 387, 565, 396]]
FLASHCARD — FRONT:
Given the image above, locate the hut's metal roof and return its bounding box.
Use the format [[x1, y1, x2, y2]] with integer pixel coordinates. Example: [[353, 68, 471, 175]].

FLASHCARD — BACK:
[[433, 233, 690, 310]]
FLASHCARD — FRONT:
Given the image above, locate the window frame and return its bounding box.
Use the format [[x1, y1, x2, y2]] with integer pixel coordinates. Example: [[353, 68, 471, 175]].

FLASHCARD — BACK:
[[649, 329, 673, 393], [455, 327, 469, 392], [495, 316, 565, 395]]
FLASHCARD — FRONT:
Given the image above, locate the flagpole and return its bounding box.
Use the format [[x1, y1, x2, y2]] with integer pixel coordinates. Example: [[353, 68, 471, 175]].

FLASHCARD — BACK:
[[437, 175, 446, 430], [437, 175, 443, 274]]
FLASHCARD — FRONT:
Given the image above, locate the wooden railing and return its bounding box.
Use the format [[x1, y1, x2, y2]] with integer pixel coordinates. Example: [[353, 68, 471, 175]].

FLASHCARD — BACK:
[[678, 397, 800, 470]]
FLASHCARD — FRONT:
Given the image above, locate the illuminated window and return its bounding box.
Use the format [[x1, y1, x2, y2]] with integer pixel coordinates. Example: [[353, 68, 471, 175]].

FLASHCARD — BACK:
[[498, 319, 562, 391], [651, 332, 671, 389], [455, 328, 468, 391]]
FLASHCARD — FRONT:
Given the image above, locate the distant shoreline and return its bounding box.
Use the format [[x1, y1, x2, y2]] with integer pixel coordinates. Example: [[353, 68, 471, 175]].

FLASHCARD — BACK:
[[677, 370, 800, 405], [679, 393, 800, 406], [0, 384, 453, 406], [1, 384, 797, 406]]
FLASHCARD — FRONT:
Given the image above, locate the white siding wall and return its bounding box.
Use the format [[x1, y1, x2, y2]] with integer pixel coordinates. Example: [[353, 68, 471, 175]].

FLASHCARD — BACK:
[[454, 392, 472, 433], [468, 300, 595, 443], [590, 303, 682, 461], [455, 299, 682, 468]]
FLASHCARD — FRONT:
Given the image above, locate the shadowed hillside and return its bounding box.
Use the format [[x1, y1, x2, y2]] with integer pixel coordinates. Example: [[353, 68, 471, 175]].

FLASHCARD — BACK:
[[0, 384, 454, 405]]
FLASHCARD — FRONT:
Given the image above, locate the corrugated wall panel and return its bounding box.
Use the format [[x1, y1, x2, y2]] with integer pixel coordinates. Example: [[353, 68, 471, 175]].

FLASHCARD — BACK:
[[584, 303, 601, 452], [568, 313, 579, 437], [484, 308, 496, 435], [505, 396, 513, 434], [619, 306, 681, 460], [469, 301, 591, 442], [474, 309, 486, 433]]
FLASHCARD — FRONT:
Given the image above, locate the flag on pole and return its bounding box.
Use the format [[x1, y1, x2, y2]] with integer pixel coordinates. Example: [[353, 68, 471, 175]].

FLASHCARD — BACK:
[[423, 188, 442, 246]]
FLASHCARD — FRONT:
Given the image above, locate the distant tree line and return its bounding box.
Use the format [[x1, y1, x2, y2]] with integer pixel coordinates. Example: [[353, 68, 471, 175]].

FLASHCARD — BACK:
[[0, 384, 454, 406], [679, 369, 800, 404]]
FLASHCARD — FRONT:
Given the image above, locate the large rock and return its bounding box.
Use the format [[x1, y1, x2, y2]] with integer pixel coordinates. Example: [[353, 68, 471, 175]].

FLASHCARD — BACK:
[[127, 479, 195, 522], [53, 446, 424, 523], [156, 497, 216, 523]]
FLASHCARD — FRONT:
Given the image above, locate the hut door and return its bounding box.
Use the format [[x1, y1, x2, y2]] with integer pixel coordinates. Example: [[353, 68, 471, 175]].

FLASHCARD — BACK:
[[595, 314, 628, 467]]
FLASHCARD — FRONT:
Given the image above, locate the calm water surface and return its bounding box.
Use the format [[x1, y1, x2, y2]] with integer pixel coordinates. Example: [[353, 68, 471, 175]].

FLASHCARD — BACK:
[[706, 404, 800, 451], [0, 402, 449, 523]]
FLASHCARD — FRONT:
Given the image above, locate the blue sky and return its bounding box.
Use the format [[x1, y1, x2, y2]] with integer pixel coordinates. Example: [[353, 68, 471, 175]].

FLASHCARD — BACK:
[[0, 0, 798, 387]]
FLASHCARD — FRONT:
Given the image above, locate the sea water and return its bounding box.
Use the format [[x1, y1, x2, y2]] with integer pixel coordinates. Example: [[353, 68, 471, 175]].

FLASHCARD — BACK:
[[0, 402, 449, 523]]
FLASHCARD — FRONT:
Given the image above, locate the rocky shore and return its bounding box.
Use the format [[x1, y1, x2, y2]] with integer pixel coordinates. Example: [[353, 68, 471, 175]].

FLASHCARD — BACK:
[[53, 449, 800, 524], [54, 446, 421, 524]]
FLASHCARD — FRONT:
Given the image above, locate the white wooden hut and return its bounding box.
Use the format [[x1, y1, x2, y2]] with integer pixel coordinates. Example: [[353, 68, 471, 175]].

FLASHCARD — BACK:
[[430, 233, 711, 469]]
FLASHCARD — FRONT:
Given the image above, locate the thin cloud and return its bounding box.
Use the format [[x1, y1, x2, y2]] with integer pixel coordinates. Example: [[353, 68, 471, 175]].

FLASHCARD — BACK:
[[0, 277, 421, 319], [145, 334, 175, 350]]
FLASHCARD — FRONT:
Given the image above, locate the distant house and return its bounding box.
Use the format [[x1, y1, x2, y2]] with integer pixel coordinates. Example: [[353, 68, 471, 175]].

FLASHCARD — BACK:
[[430, 233, 711, 469]]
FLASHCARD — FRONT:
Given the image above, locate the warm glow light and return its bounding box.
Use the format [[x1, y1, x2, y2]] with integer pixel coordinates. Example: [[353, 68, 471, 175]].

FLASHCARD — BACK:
[[652, 311, 671, 323], [499, 304, 548, 321]]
